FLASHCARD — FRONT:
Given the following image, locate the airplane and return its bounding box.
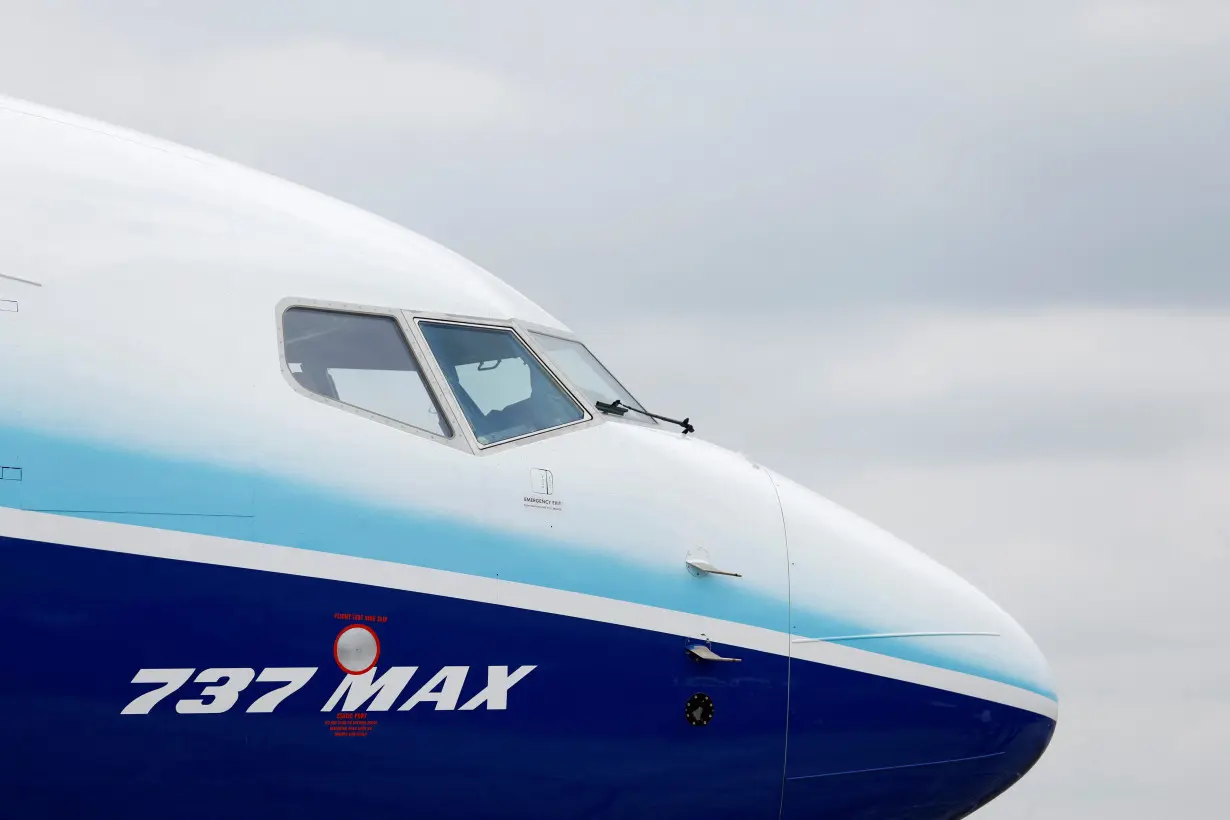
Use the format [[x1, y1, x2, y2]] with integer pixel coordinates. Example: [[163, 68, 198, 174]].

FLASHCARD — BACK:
[[0, 94, 1057, 819]]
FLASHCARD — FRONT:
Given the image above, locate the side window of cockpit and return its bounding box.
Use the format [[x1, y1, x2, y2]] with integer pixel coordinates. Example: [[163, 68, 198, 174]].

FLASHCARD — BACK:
[[282, 307, 451, 437], [528, 332, 655, 425], [418, 321, 585, 446]]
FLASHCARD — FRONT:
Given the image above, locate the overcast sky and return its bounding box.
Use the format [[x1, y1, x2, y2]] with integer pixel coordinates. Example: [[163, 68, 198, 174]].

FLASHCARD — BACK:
[[3, 2, 1227, 816]]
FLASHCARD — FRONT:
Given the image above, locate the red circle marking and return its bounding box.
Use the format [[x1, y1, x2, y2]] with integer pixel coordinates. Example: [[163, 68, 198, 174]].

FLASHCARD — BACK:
[[333, 624, 381, 675]]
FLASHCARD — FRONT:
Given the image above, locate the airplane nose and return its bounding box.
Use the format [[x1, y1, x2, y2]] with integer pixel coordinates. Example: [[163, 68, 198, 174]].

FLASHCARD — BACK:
[[768, 471, 1058, 819]]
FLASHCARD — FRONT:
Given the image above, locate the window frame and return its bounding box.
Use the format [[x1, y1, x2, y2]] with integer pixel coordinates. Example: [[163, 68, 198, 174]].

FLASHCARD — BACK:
[[518, 322, 658, 428], [403, 310, 599, 453], [275, 297, 467, 451]]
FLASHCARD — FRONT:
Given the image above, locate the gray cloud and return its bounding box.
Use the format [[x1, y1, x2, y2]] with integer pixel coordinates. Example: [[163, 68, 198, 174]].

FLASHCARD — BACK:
[[1, 2, 1228, 816], [576, 307, 1230, 469], [3, 2, 1230, 317]]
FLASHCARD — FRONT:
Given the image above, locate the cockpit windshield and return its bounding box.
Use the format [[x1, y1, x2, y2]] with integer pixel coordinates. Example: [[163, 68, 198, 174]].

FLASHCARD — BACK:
[[527, 332, 654, 424], [418, 321, 586, 446]]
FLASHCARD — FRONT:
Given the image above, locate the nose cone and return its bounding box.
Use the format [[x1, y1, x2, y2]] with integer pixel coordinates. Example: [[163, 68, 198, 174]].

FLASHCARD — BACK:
[[769, 472, 1057, 819]]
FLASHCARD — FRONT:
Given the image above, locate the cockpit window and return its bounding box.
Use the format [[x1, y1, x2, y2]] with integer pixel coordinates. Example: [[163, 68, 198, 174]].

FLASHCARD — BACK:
[[418, 321, 586, 446], [528, 332, 654, 424], [282, 307, 451, 437]]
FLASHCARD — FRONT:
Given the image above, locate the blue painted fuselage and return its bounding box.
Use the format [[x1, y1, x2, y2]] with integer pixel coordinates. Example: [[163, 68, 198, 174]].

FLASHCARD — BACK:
[[0, 530, 1053, 819]]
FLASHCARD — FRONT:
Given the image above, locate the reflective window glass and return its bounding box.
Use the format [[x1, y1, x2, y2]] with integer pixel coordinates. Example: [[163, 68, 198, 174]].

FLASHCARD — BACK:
[[282, 307, 450, 437], [418, 321, 585, 445], [528, 332, 653, 424]]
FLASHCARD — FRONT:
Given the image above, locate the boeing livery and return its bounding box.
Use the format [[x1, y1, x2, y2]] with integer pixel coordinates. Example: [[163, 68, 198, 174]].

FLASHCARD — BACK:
[[0, 96, 1057, 819]]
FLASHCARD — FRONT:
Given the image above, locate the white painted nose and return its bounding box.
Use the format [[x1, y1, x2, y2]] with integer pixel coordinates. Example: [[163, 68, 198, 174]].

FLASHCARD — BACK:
[[769, 469, 1059, 817], [769, 469, 1056, 702]]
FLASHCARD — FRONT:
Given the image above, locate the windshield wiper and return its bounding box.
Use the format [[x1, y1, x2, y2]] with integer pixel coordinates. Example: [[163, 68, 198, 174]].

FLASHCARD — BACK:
[[595, 399, 694, 435]]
